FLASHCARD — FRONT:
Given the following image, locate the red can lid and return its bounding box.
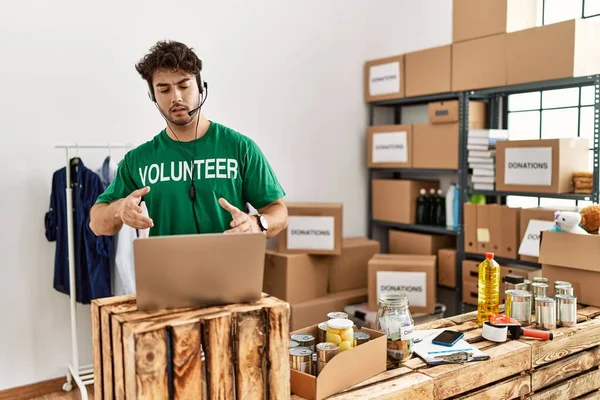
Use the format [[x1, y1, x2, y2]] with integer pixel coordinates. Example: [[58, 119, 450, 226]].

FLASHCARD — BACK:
[[485, 252, 495, 259]]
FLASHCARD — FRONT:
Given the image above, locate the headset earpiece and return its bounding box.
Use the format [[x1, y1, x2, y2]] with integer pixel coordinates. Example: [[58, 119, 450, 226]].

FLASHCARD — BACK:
[[147, 81, 156, 102]]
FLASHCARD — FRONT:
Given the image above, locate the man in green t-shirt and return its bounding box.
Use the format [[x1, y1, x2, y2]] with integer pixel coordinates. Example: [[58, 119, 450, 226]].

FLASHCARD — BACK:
[[90, 40, 288, 238]]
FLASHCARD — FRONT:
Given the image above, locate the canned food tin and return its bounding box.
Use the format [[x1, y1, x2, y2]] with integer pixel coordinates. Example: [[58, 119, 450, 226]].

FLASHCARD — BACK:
[[289, 340, 299, 348], [327, 312, 348, 320], [554, 281, 571, 290], [556, 294, 577, 327], [533, 277, 549, 285], [291, 333, 316, 351], [535, 296, 556, 330], [318, 322, 328, 344], [353, 331, 371, 346], [531, 282, 549, 314], [316, 342, 339, 376], [290, 347, 313, 375], [505, 289, 532, 326], [555, 285, 574, 296]]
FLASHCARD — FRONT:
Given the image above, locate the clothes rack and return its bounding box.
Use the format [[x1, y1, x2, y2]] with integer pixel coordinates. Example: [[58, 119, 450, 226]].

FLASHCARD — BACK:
[[54, 142, 132, 398]]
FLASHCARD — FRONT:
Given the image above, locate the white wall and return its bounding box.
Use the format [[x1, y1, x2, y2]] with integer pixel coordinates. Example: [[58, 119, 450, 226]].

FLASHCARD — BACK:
[[0, 0, 451, 389]]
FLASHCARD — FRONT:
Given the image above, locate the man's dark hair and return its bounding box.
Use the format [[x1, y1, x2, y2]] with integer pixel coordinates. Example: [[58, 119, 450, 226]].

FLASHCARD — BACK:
[[135, 40, 202, 91]]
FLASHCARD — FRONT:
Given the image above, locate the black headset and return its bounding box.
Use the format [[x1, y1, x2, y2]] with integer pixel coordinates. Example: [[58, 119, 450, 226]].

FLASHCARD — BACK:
[[147, 72, 207, 104]]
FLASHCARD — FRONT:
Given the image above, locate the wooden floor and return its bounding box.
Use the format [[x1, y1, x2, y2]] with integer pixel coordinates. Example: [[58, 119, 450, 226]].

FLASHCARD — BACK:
[[29, 387, 93, 400]]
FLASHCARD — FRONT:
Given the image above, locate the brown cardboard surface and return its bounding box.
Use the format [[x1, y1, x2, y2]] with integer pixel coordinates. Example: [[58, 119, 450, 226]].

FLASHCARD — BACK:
[[364, 55, 404, 103], [438, 248, 457, 288], [389, 230, 455, 256], [290, 325, 386, 400], [368, 254, 436, 314], [500, 206, 520, 259], [506, 18, 600, 85], [290, 288, 368, 331], [367, 124, 413, 168], [542, 264, 597, 306], [487, 205, 503, 256], [328, 237, 380, 293], [405, 45, 451, 97], [263, 251, 330, 304], [464, 203, 478, 253], [462, 259, 480, 283], [452, 0, 538, 43], [412, 123, 459, 169], [372, 179, 439, 224], [518, 207, 559, 263], [476, 204, 491, 254], [463, 281, 478, 306], [500, 265, 541, 282], [279, 203, 343, 255], [496, 138, 590, 194], [428, 100, 487, 127], [539, 230, 600, 273], [452, 33, 507, 91]]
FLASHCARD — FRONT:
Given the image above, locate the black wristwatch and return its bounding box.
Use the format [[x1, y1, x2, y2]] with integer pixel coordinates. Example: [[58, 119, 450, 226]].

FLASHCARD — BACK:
[[255, 214, 268, 232]]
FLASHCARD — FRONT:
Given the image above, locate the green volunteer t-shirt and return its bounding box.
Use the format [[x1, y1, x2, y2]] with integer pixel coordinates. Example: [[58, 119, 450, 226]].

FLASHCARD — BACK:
[[95, 121, 285, 236]]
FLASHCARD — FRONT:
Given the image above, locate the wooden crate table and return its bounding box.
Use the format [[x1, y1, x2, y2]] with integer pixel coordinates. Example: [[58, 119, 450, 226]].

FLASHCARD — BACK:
[[91, 293, 290, 400], [293, 307, 600, 400]]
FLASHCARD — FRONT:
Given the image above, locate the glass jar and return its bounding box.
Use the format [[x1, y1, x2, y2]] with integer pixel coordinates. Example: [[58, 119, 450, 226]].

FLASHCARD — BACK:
[[376, 293, 414, 364], [326, 319, 355, 352]]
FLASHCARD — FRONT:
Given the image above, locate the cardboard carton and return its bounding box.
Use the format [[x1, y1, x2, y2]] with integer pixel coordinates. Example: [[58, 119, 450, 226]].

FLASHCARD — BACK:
[[328, 237, 380, 293], [452, 33, 507, 91], [464, 203, 478, 253], [496, 138, 589, 194], [428, 100, 487, 128], [364, 55, 404, 103], [412, 123, 459, 169], [405, 45, 451, 97], [368, 254, 436, 313], [371, 179, 439, 224], [507, 18, 600, 85], [518, 207, 561, 263], [438, 248, 457, 288], [389, 230, 455, 256], [367, 124, 413, 168], [279, 203, 343, 255], [463, 280, 478, 306], [263, 251, 330, 304], [452, 0, 538, 43]]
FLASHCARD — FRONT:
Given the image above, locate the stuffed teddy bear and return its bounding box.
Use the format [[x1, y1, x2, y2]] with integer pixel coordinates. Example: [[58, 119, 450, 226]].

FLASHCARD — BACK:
[[550, 210, 588, 234], [580, 204, 600, 234]]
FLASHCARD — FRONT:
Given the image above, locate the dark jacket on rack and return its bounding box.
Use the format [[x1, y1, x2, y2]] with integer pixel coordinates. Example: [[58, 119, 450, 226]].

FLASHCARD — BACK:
[[45, 158, 113, 304]]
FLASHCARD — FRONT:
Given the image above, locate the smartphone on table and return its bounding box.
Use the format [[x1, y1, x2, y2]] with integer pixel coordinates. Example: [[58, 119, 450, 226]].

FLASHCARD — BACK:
[[431, 330, 464, 347]]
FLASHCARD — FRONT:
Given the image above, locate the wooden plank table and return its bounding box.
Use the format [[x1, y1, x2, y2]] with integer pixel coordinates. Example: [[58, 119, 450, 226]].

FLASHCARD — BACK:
[[293, 306, 600, 399]]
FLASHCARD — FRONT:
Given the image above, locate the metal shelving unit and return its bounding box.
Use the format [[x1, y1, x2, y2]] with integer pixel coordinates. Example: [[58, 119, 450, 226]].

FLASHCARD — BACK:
[[372, 220, 458, 236]]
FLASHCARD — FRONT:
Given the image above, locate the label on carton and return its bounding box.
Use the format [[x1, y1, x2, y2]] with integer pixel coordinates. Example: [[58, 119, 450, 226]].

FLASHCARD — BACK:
[[287, 216, 335, 250], [372, 132, 408, 163], [369, 62, 401, 96], [376, 271, 427, 307], [504, 147, 552, 186], [518, 219, 555, 257]]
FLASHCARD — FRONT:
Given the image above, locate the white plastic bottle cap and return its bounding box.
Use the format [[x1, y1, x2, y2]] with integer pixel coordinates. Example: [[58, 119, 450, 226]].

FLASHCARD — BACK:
[[327, 318, 353, 330]]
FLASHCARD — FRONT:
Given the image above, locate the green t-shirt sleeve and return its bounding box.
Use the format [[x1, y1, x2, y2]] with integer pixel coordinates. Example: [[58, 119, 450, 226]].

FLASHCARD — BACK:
[[242, 138, 286, 210], [95, 154, 139, 204]]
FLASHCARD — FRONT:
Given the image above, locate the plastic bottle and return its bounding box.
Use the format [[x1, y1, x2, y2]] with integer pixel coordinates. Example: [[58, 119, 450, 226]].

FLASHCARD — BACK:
[[416, 188, 427, 224], [428, 188, 436, 225], [446, 184, 456, 229], [477, 252, 501, 326], [436, 189, 446, 227]]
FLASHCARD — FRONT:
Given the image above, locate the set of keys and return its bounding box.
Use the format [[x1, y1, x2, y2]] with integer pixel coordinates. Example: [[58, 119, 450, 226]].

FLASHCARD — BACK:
[[433, 351, 490, 364]]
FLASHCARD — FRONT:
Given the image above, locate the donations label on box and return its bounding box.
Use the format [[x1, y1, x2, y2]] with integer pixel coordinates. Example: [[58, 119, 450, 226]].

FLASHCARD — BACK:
[[518, 219, 555, 257], [376, 271, 427, 307], [372, 132, 408, 164], [287, 216, 335, 251], [369, 62, 401, 96], [504, 147, 553, 186]]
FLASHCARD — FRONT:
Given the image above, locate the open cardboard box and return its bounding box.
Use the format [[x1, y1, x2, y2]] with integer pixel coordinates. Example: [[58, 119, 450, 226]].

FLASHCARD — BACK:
[[290, 324, 387, 400]]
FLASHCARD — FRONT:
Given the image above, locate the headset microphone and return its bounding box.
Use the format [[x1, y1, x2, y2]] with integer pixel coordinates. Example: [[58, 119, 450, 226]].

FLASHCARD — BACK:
[[188, 81, 209, 116]]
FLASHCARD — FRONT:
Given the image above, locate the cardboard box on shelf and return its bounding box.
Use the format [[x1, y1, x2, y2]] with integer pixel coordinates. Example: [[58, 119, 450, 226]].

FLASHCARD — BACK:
[[412, 123, 459, 169], [490, 205, 521, 259], [452, 0, 538, 43], [496, 138, 590, 194], [290, 288, 368, 331], [371, 179, 439, 224], [462, 259, 480, 283], [438, 248, 457, 288], [518, 207, 560, 263], [367, 124, 413, 168], [540, 230, 600, 306], [507, 18, 600, 85], [404, 45, 451, 97], [500, 265, 541, 282], [389, 230, 455, 256], [452, 33, 507, 91], [464, 203, 478, 253], [364, 55, 404, 103], [279, 203, 343, 255], [428, 100, 487, 128], [476, 204, 492, 254], [290, 324, 386, 400], [263, 251, 330, 304], [463, 280, 479, 306], [328, 237, 380, 293], [368, 254, 436, 314]]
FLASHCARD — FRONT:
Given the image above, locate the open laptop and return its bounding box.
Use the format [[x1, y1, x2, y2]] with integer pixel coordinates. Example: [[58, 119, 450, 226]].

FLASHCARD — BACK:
[[132, 232, 266, 311]]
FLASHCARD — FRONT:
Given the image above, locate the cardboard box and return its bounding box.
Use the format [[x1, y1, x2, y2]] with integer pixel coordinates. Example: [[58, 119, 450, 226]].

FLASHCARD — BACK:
[[500, 265, 541, 282], [368, 254, 436, 314], [371, 179, 439, 224], [290, 288, 368, 331], [438, 248, 457, 288], [367, 124, 413, 168], [279, 203, 343, 255], [328, 237, 380, 293], [452, 0, 538, 43], [405, 45, 451, 97], [389, 230, 455, 256], [462, 259, 480, 283], [540, 230, 600, 306], [496, 138, 590, 194], [490, 206, 521, 259], [518, 207, 560, 263], [263, 251, 330, 304], [463, 280, 478, 306], [476, 204, 491, 254], [290, 324, 386, 400], [413, 123, 459, 169], [464, 203, 478, 253], [452, 34, 507, 91], [364, 55, 404, 103], [429, 100, 487, 128], [507, 18, 600, 86]]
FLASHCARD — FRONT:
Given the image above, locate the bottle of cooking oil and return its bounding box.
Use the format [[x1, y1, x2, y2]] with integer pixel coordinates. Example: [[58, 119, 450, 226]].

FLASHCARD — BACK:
[[477, 252, 501, 326]]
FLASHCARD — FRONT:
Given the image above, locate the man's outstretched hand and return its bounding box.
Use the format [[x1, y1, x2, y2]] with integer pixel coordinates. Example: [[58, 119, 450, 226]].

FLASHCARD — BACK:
[[218, 198, 260, 234]]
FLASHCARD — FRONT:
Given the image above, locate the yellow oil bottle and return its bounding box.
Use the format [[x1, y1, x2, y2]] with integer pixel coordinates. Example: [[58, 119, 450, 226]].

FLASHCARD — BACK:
[[477, 252, 501, 326]]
